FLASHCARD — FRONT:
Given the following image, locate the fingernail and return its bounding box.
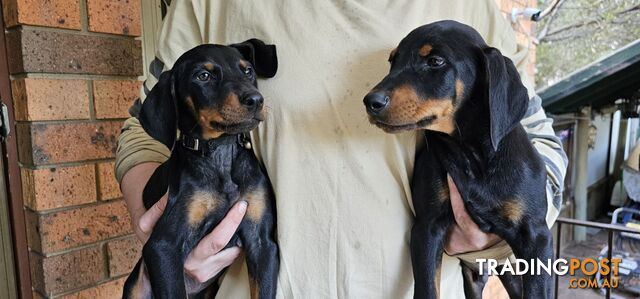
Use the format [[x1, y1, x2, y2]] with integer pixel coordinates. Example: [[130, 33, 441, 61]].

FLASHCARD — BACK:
[[238, 200, 248, 213]]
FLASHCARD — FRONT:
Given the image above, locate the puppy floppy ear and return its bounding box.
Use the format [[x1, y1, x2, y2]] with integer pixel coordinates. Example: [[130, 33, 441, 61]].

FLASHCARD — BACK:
[[482, 47, 529, 151], [138, 71, 177, 149], [230, 38, 278, 78]]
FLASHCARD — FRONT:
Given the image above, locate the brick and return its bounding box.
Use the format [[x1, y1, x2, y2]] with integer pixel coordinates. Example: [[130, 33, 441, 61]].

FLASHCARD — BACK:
[[7, 29, 142, 76], [107, 237, 141, 277], [497, 0, 513, 14], [93, 80, 140, 119], [62, 277, 126, 299], [518, 17, 533, 34], [2, 0, 81, 29], [97, 162, 121, 200], [31, 246, 106, 295], [515, 31, 529, 47], [21, 164, 96, 211], [503, 0, 515, 11], [12, 78, 89, 121], [34, 200, 132, 253], [87, 0, 141, 36], [17, 121, 122, 165]]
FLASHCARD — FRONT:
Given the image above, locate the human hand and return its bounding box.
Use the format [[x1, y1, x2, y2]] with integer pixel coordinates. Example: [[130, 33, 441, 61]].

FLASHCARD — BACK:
[[183, 201, 247, 287], [135, 194, 168, 243], [443, 175, 501, 255], [482, 276, 509, 299], [134, 190, 247, 293]]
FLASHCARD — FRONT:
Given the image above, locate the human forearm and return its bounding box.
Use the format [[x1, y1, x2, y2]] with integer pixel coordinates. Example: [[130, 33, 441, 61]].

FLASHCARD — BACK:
[[121, 162, 163, 242]]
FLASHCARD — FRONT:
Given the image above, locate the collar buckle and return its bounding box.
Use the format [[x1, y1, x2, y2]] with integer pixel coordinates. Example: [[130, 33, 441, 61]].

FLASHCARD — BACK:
[[182, 136, 200, 151]]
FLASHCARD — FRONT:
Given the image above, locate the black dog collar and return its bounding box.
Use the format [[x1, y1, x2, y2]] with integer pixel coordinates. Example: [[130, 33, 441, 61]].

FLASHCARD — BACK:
[[180, 133, 252, 154]]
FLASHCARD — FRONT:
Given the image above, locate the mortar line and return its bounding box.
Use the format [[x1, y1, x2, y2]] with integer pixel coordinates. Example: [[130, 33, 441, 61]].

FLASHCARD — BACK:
[[28, 233, 135, 259], [79, 0, 89, 33], [23, 197, 125, 217], [18, 158, 118, 171], [10, 73, 140, 81], [16, 118, 126, 126], [19, 24, 139, 40]]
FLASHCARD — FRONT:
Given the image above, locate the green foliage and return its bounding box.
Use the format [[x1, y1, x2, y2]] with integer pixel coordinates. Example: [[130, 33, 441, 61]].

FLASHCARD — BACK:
[[536, 0, 640, 88]]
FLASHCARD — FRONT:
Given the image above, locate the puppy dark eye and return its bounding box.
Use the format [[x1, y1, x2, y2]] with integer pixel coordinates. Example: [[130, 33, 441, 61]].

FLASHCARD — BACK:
[[426, 56, 445, 68], [244, 66, 253, 77], [197, 71, 211, 81]]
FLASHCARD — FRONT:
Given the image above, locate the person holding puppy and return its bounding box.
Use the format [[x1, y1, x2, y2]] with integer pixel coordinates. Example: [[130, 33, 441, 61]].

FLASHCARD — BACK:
[[116, 1, 567, 298]]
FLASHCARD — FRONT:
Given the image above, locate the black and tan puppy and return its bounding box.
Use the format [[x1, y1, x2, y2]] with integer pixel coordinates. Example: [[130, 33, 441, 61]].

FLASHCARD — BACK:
[[123, 39, 279, 299], [364, 21, 552, 299]]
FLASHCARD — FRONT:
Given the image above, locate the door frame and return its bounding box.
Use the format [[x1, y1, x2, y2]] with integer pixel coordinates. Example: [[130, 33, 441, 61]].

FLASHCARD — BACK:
[[0, 145, 18, 299], [0, 1, 33, 298]]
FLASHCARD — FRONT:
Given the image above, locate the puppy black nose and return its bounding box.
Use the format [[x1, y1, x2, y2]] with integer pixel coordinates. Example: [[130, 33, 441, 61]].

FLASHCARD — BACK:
[[364, 93, 389, 114], [241, 93, 264, 108]]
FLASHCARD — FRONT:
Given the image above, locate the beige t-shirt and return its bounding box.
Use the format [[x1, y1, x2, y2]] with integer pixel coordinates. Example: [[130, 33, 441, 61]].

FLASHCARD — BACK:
[[116, 1, 568, 298]]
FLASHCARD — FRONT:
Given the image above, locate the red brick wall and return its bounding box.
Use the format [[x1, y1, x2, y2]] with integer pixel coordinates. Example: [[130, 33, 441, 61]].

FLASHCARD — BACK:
[[3, 0, 143, 297], [495, 0, 538, 82]]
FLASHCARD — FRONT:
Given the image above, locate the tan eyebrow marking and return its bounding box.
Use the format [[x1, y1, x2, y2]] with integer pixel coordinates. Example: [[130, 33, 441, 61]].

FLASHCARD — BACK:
[[419, 44, 433, 57]]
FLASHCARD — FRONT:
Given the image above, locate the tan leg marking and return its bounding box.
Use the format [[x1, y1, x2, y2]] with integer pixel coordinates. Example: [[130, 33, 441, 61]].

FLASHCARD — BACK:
[[249, 277, 260, 299], [129, 262, 152, 299], [187, 191, 220, 227], [499, 199, 524, 224], [244, 188, 267, 222], [419, 44, 433, 57]]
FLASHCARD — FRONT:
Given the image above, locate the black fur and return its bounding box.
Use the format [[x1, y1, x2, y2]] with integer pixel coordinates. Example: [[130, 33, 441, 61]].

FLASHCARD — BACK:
[[123, 40, 279, 299], [364, 21, 552, 299]]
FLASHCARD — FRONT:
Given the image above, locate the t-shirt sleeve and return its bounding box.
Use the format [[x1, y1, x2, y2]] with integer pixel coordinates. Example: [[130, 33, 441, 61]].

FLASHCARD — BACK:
[[115, 1, 207, 183]]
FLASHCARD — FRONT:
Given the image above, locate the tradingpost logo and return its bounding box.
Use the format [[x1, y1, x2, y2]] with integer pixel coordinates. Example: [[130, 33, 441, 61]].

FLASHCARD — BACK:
[[476, 258, 622, 289]]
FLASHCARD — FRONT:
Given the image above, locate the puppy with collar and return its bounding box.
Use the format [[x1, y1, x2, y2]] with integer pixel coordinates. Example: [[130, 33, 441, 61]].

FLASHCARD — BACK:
[[123, 39, 279, 299]]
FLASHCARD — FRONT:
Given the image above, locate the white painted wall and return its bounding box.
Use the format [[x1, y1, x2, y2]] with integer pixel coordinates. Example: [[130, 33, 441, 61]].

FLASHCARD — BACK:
[[587, 113, 612, 186]]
